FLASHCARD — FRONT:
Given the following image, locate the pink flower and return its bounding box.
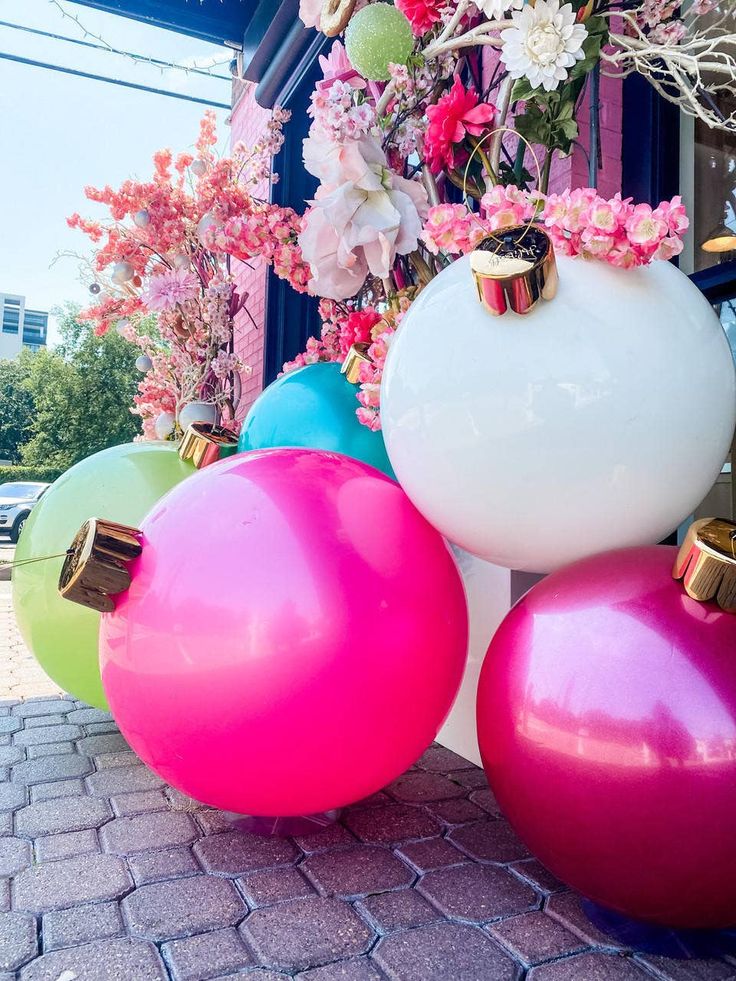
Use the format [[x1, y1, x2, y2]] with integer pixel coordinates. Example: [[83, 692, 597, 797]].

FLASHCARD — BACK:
[[654, 195, 689, 236], [653, 235, 684, 261], [317, 41, 366, 90], [299, 135, 428, 300], [142, 268, 199, 312], [651, 19, 687, 43], [481, 185, 535, 230], [396, 0, 446, 35], [625, 203, 669, 246], [299, 0, 323, 28], [424, 77, 496, 173]]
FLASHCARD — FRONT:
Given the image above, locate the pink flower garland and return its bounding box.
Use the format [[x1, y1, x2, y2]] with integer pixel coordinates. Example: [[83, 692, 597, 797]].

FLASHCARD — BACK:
[[422, 187, 689, 267]]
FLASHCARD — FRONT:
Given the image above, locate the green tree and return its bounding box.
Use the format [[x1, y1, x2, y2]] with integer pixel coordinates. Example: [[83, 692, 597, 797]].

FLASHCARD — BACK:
[[20, 304, 140, 471], [0, 359, 34, 462]]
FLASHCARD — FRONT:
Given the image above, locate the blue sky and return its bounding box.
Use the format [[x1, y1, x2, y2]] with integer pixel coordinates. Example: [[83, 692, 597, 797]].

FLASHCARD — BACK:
[[0, 0, 233, 343]]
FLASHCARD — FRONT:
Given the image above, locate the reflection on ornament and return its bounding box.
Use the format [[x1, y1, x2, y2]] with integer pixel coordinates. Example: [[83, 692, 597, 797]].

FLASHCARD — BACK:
[[133, 209, 150, 228], [239, 361, 395, 479], [115, 319, 130, 335], [89, 283, 101, 295], [477, 544, 736, 928], [111, 261, 135, 285], [191, 158, 208, 177], [178, 401, 217, 431], [469, 225, 558, 316], [12, 443, 190, 709], [154, 412, 175, 440], [381, 255, 736, 573], [99, 449, 468, 815], [135, 354, 152, 373], [345, 2, 413, 81]]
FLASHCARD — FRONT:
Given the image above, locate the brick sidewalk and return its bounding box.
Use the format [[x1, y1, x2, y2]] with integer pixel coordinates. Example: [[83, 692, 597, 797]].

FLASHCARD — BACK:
[[0, 582, 734, 980]]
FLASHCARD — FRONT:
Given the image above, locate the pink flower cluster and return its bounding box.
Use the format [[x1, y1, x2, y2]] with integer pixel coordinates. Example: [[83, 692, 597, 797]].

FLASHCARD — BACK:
[[423, 187, 689, 267], [68, 110, 304, 436], [309, 79, 376, 143], [282, 295, 416, 431], [542, 189, 688, 265], [200, 206, 311, 294]]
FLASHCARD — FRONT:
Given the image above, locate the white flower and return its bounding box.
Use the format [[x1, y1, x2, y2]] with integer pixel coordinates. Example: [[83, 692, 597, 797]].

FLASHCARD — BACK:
[[500, 0, 587, 93], [472, 0, 523, 21]]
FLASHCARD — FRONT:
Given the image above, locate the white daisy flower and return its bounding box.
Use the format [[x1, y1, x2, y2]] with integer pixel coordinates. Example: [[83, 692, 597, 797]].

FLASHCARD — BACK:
[[500, 0, 588, 93], [471, 0, 524, 21]]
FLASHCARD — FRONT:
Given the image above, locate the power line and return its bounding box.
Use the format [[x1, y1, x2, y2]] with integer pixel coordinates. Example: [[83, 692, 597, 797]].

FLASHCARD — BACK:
[[0, 50, 231, 109], [0, 19, 232, 81], [48, 0, 235, 80]]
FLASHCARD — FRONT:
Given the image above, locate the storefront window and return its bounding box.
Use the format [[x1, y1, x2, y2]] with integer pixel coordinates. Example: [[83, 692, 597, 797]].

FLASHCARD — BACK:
[[680, 21, 736, 520]]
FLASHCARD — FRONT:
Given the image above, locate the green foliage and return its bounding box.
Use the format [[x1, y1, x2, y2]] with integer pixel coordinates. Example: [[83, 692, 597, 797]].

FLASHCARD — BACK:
[[7, 304, 141, 472], [0, 465, 64, 485], [0, 360, 34, 463]]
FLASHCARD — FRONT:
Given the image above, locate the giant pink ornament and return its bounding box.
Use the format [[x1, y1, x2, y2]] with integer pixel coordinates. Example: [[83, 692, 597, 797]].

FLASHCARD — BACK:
[[100, 448, 468, 816], [477, 545, 736, 929]]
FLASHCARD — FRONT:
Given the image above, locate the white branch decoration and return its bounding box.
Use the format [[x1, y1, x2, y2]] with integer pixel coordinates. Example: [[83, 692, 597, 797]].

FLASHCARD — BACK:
[[602, 9, 736, 132]]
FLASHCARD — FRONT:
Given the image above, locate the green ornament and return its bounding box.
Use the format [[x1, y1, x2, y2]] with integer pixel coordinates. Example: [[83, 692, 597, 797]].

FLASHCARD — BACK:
[[13, 442, 192, 709], [345, 3, 414, 82]]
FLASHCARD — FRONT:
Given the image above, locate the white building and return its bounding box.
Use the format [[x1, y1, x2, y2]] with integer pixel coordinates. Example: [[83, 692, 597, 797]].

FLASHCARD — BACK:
[[0, 294, 48, 359]]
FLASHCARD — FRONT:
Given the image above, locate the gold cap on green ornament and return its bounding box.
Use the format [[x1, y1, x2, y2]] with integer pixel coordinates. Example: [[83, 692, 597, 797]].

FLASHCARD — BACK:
[[672, 517, 736, 613], [470, 224, 558, 317], [58, 518, 142, 613]]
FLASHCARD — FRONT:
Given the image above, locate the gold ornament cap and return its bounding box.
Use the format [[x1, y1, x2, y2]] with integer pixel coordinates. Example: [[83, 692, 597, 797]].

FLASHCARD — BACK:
[[672, 517, 736, 613], [58, 518, 142, 613], [341, 342, 372, 385], [178, 423, 239, 470], [470, 224, 558, 316]]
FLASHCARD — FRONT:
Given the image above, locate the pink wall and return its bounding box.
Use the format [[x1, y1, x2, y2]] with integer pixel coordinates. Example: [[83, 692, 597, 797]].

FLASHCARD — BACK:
[[230, 79, 271, 421]]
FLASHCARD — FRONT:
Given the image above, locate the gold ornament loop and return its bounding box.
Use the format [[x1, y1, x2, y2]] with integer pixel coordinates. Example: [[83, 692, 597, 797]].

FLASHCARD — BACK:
[[672, 517, 736, 614], [461, 127, 557, 316]]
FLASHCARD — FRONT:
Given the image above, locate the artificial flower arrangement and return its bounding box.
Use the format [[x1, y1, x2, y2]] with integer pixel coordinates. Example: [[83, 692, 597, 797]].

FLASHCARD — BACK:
[[68, 111, 309, 439], [69, 0, 734, 438], [276, 0, 733, 429]]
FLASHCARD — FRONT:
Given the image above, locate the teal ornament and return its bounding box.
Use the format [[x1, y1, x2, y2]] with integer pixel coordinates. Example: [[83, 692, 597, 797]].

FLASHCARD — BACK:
[[239, 362, 395, 479], [345, 3, 414, 82]]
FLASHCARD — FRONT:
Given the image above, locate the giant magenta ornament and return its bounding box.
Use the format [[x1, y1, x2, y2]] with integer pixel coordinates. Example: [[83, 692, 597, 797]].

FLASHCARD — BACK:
[[13, 443, 191, 708], [345, 3, 413, 81], [381, 252, 736, 572], [476, 540, 736, 928], [239, 360, 395, 479], [99, 448, 468, 816]]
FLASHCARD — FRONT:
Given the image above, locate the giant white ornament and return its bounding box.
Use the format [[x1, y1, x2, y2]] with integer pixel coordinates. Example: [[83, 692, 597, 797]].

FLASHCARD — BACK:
[[381, 254, 736, 573]]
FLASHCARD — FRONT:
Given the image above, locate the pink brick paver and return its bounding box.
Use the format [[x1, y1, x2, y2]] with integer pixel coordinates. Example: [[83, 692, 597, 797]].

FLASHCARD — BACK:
[[1, 580, 734, 979]]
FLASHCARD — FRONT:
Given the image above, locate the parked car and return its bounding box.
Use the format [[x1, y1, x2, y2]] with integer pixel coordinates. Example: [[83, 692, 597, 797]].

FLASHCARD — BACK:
[[0, 482, 50, 543]]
